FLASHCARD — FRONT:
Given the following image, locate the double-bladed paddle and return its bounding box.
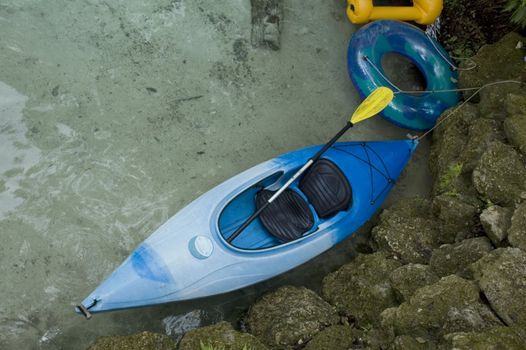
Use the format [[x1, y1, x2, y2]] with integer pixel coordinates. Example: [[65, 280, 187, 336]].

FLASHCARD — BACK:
[[227, 87, 394, 244]]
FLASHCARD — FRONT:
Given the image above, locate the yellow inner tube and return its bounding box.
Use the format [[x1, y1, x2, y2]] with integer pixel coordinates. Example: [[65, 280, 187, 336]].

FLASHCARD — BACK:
[[346, 0, 443, 25]]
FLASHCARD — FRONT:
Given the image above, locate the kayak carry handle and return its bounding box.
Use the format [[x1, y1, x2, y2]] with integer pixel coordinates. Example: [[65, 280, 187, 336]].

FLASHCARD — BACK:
[[75, 298, 98, 319], [76, 304, 92, 319]]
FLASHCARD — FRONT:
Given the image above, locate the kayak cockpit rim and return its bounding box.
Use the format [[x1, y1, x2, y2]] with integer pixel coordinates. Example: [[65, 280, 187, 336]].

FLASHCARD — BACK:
[[213, 161, 354, 253]]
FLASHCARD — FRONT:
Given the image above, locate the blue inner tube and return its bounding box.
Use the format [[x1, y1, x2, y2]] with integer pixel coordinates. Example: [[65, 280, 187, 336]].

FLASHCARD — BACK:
[[348, 20, 460, 131]]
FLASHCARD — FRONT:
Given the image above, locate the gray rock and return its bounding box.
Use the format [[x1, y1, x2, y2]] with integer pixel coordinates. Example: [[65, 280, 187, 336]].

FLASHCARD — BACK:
[[441, 327, 526, 350], [504, 113, 526, 156], [432, 194, 480, 243], [321, 252, 401, 327], [246, 286, 338, 348], [479, 205, 513, 245], [508, 202, 526, 250], [380, 275, 503, 339], [389, 264, 439, 301], [472, 141, 526, 206], [371, 198, 440, 264], [429, 237, 493, 278], [179, 321, 268, 350], [87, 332, 176, 350], [470, 248, 526, 326]]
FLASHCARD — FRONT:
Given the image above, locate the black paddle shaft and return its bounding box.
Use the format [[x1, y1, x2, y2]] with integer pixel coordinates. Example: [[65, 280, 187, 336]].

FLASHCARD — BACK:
[[226, 121, 353, 244]]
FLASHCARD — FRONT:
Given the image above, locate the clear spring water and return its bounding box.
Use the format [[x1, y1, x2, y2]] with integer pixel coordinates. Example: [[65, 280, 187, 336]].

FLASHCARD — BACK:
[[0, 1, 431, 348]]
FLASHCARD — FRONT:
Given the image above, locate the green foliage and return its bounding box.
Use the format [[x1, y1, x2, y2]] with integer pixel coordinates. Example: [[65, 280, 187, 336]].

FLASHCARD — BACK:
[[437, 162, 463, 196], [200, 342, 225, 350], [505, 0, 526, 27]]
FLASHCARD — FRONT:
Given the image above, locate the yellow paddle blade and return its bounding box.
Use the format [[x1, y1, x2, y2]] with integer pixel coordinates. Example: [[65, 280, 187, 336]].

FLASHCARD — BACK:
[[350, 87, 394, 124]]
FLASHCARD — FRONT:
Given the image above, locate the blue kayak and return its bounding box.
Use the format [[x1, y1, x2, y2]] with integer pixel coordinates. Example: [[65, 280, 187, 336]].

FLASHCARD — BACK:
[[76, 139, 417, 315]]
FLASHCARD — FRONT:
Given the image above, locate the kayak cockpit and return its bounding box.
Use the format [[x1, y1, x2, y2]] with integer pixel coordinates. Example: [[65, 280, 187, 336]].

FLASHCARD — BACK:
[[218, 158, 352, 250]]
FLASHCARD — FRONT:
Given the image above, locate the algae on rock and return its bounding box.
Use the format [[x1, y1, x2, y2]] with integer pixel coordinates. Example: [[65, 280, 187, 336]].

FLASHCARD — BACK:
[[460, 118, 504, 173], [246, 286, 338, 348], [87, 331, 176, 350], [371, 198, 441, 263], [179, 321, 268, 350], [380, 275, 503, 340], [508, 202, 526, 250], [428, 237, 493, 278], [391, 335, 433, 350], [441, 327, 526, 350], [458, 32, 526, 101], [321, 252, 401, 327], [389, 264, 439, 301], [504, 113, 526, 155], [303, 325, 363, 350], [431, 194, 481, 242], [472, 141, 526, 206]]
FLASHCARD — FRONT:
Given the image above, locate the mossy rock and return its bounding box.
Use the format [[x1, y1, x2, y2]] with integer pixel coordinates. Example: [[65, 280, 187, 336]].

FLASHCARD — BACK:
[[470, 248, 526, 326], [303, 325, 363, 350], [432, 194, 481, 243], [391, 335, 434, 350], [479, 205, 513, 245], [389, 264, 439, 301], [383, 196, 434, 219], [429, 237, 493, 278], [87, 331, 176, 350], [321, 252, 401, 327], [472, 141, 526, 206], [372, 210, 440, 264], [178, 321, 267, 350], [460, 118, 504, 173], [508, 202, 526, 251], [246, 286, 338, 348], [504, 113, 526, 156], [505, 92, 526, 116], [380, 275, 502, 340], [458, 32, 526, 100], [478, 86, 526, 120], [429, 103, 478, 179], [433, 162, 473, 198], [370, 198, 440, 264], [441, 327, 526, 350]]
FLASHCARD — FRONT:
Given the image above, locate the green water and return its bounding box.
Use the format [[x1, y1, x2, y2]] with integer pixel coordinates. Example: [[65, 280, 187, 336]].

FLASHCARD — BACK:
[[0, 0, 431, 348]]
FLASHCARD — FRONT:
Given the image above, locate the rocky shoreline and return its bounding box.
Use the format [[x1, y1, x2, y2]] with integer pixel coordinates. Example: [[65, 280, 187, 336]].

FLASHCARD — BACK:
[[88, 31, 526, 350]]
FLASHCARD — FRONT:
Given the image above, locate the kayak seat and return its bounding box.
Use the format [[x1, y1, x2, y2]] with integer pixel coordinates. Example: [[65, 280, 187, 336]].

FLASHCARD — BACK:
[[299, 158, 352, 218], [256, 189, 314, 242]]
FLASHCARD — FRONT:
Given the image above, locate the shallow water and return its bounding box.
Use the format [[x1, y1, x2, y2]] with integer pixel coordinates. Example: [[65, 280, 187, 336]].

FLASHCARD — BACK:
[[0, 1, 431, 348]]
